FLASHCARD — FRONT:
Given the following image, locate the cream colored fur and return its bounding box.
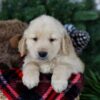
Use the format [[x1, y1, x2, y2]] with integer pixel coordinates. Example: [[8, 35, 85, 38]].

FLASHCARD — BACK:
[[18, 15, 84, 93]]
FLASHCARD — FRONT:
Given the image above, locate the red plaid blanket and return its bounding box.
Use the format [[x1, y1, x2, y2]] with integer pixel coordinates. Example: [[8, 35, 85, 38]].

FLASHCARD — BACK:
[[0, 65, 84, 100]]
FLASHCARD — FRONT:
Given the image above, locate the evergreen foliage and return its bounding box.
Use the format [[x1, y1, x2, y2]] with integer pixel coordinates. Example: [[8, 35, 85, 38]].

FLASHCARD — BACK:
[[81, 71, 100, 100], [0, 0, 100, 99]]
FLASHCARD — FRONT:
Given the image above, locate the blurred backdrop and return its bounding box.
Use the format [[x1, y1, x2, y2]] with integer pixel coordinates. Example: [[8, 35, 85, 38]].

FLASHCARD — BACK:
[[0, 0, 100, 100]]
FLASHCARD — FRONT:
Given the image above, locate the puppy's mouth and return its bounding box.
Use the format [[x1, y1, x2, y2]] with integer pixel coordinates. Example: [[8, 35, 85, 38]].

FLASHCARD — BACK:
[[38, 56, 48, 61]]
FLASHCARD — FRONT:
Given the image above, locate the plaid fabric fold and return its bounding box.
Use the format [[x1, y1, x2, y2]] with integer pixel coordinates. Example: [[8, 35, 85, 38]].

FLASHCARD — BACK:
[[0, 65, 84, 100]]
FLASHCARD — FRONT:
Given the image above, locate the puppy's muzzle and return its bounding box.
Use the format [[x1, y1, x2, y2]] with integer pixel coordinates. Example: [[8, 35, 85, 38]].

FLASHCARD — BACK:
[[38, 51, 48, 60]]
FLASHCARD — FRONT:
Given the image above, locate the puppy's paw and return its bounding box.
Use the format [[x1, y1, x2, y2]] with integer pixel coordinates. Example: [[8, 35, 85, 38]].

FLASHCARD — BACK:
[[22, 74, 39, 89], [51, 77, 68, 93]]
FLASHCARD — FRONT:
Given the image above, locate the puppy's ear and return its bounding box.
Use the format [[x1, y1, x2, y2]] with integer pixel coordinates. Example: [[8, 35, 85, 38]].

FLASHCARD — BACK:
[[9, 34, 22, 48], [18, 37, 26, 57], [61, 33, 75, 55]]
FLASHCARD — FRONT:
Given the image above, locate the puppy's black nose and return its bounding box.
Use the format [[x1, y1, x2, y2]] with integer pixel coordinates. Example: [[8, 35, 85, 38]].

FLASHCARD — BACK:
[[38, 51, 47, 58]]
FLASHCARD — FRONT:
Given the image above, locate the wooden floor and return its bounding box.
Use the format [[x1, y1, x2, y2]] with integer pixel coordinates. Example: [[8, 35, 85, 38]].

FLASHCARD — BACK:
[[0, 91, 7, 100]]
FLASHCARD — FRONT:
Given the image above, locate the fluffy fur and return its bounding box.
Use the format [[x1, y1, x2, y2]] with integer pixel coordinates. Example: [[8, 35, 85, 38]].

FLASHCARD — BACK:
[[0, 19, 28, 68], [18, 15, 84, 93]]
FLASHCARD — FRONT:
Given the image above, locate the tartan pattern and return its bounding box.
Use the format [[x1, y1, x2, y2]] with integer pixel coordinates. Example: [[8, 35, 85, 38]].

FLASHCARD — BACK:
[[0, 66, 84, 100]]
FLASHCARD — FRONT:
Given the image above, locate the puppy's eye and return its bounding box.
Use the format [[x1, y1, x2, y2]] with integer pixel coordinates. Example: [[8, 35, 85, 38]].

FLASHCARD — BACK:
[[49, 38, 56, 42], [33, 37, 38, 41]]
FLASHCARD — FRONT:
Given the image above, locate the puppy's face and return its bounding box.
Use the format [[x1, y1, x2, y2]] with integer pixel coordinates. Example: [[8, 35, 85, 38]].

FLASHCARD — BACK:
[[26, 30, 62, 62], [18, 15, 73, 63]]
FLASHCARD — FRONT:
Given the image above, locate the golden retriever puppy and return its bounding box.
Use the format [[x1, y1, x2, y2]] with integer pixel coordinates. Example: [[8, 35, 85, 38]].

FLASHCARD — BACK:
[[18, 15, 84, 93]]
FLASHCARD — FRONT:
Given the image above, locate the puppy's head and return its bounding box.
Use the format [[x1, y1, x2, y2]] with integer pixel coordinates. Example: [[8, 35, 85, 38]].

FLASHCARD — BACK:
[[18, 15, 75, 62]]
